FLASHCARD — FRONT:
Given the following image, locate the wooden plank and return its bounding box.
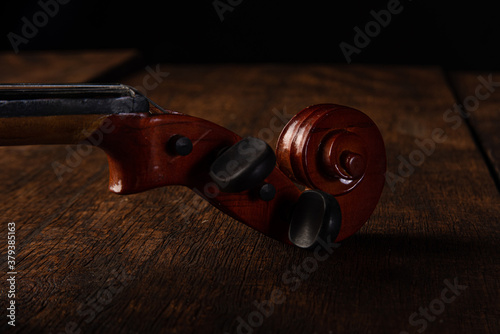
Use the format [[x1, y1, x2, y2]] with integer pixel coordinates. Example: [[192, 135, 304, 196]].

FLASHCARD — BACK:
[[0, 50, 140, 332], [1, 63, 499, 334], [447, 70, 500, 189], [0, 49, 139, 83]]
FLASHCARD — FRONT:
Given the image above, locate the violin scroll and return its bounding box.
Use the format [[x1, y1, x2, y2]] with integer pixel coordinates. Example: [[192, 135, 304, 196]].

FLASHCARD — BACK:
[[0, 84, 386, 249], [277, 104, 387, 242]]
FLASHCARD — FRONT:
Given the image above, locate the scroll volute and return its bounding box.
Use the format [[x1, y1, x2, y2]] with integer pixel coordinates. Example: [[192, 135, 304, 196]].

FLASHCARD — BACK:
[[277, 104, 386, 241]]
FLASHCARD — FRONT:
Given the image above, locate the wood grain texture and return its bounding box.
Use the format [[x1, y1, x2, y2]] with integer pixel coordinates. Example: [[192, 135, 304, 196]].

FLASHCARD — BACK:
[[0, 114, 112, 145], [447, 71, 500, 189], [0, 49, 139, 83], [0, 58, 499, 334]]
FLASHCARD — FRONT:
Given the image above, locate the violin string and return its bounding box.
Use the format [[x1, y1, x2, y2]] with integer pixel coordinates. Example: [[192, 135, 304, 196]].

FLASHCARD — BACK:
[[128, 86, 169, 114]]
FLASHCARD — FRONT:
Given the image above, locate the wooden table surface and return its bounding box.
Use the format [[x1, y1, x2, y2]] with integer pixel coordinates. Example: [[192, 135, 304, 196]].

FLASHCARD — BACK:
[[0, 51, 498, 334]]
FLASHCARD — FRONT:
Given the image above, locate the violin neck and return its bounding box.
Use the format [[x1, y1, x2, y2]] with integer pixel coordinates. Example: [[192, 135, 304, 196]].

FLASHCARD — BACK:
[[0, 84, 150, 146]]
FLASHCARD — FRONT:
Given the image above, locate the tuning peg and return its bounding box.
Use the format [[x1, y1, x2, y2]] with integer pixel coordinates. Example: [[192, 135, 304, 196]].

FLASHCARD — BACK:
[[209, 137, 276, 193], [288, 190, 342, 249]]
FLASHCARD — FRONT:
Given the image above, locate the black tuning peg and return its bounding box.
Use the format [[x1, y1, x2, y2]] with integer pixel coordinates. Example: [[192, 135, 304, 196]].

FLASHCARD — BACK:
[[209, 137, 276, 193], [288, 190, 342, 249]]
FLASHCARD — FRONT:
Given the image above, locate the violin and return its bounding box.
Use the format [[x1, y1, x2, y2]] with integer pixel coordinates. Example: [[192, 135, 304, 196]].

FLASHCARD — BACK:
[[0, 84, 386, 249]]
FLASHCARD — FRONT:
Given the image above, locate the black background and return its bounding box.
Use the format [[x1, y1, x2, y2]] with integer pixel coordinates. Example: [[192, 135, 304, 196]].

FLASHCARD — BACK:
[[0, 0, 499, 69]]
